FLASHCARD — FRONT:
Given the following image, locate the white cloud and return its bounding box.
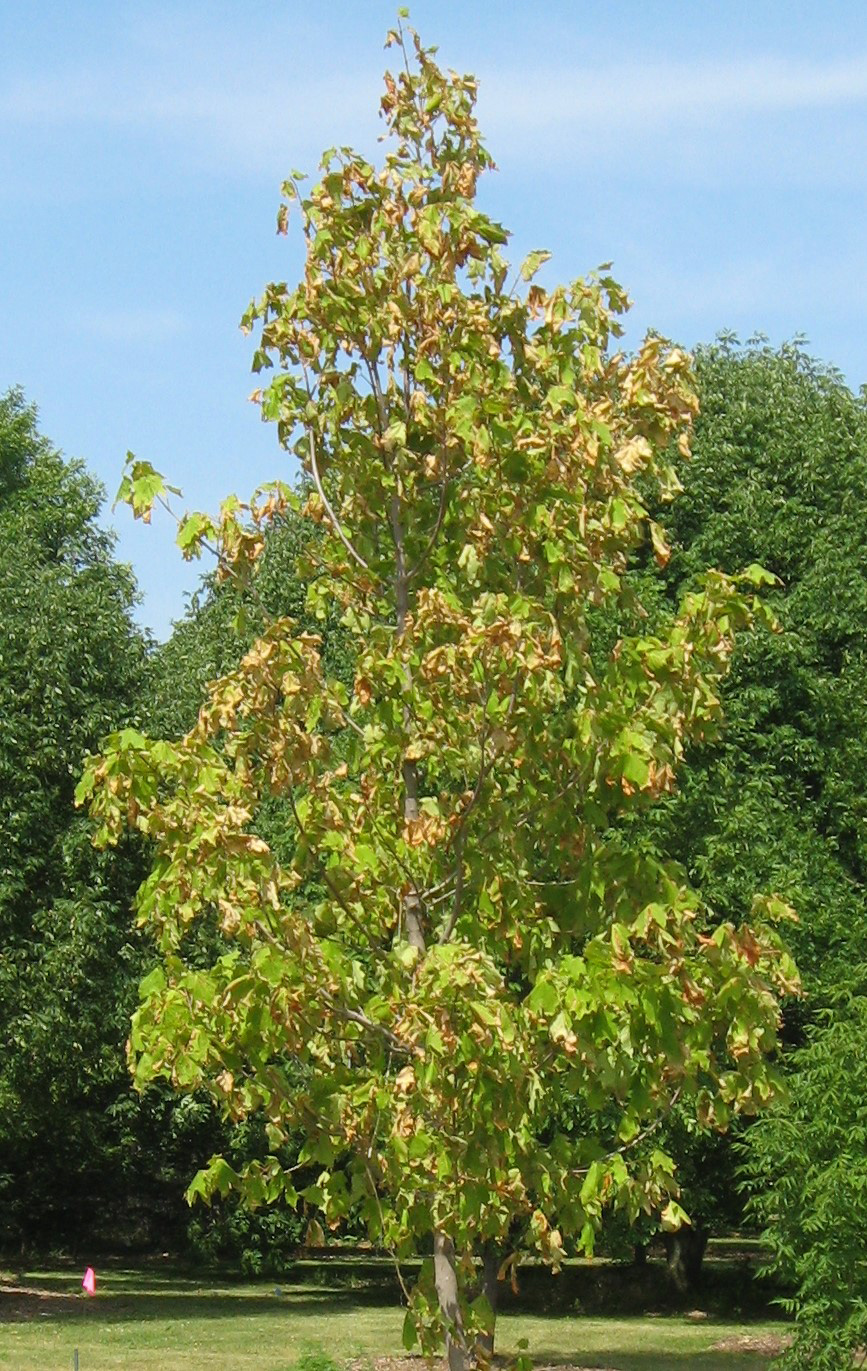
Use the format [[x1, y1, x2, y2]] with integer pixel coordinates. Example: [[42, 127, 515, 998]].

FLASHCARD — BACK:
[[0, 70, 377, 175], [78, 306, 188, 344], [6, 13, 865, 192], [0, 2, 383, 181], [479, 53, 867, 136]]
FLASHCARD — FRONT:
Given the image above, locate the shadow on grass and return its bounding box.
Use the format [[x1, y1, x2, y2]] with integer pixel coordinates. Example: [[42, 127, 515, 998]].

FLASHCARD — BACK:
[[0, 1268, 787, 1367], [1, 1274, 393, 1325]]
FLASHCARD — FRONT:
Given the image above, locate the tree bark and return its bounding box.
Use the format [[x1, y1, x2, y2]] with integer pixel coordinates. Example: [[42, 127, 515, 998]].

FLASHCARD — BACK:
[[664, 1225, 707, 1295], [434, 1231, 470, 1371], [474, 1242, 501, 1364], [392, 488, 426, 955], [402, 757, 425, 951]]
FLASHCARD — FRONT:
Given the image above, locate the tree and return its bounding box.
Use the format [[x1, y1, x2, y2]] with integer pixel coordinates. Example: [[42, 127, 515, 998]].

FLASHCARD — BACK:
[[80, 25, 795, 1368], [0, 388, 151, 1247], [649, 338, 867, 1004], [638, 340, 867, 1338], [616, 340, 867, 1286], [744, 995, 867, 1370]]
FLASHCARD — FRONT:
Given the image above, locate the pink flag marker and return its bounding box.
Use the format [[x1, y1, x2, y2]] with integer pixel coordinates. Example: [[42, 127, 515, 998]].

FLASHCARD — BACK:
[[82, 1267, 96, 1296]]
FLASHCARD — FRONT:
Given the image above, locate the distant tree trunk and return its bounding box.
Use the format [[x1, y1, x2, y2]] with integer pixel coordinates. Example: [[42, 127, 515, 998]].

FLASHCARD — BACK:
[[633, 1241, 648, 1267], [474, 1242, 501, 1364], [664, 1225, 707, 1294]]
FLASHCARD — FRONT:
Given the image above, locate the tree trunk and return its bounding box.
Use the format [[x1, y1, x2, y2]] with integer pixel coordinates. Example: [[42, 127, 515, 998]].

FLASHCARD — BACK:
[[392, 491, 426, 956], [474, 1242, 501, 1365], [402, 758, 425, 951], [393, 473, 473, 1369], [434, 1231, 470, 1371], [664, 1225, 707, 1295]]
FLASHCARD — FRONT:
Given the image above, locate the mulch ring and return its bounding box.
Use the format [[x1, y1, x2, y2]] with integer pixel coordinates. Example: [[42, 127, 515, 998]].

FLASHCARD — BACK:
[[354, 1346, 792, 1371], [1, 1279, 85, 1322], [355, 1361, 618, 1371], [709, 1333, 792, 1356]]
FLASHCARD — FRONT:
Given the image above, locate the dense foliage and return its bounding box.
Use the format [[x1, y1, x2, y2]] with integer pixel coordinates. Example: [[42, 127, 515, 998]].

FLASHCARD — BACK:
[[0, 388, 149, 1246], [647, 340, 867, 1359], [142, 511, 352, 1268], [745, 997, 867, 1370], [653, 338, 867, 1002], [81, 27, 794, 1369]]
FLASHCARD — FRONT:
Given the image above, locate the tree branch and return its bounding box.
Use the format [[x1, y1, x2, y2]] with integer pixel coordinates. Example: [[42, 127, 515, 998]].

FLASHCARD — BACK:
[[437, 829, 466, 946], [286, 791, 381, 949], [252, 918, 415, 1059], [569, 1086, 685, 1178], [306, 428, 372, 574], [407, 471, 450, 581]]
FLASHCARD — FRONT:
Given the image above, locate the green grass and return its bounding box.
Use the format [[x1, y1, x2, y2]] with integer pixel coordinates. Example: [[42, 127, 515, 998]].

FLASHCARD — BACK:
[[0, 1265, 786, 1371]]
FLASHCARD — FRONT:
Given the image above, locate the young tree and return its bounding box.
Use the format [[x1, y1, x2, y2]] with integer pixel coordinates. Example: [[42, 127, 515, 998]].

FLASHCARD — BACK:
[[80, 24, 796, 1367]]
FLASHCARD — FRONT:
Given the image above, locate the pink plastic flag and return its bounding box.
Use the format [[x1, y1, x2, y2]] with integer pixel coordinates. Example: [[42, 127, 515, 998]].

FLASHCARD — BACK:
[[82, 1267, 96, 1296]]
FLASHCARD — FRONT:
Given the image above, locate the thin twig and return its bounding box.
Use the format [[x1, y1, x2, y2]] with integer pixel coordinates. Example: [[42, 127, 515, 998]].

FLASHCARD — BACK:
[[286, 792, 379, 947], [252, 919, 414, 1058], [320, 992, 419, 1059], [443, 717, 492, 859], [155, 494, 275, 630], [569, 1086, 684, 1178], [526, 875, 582, 888]]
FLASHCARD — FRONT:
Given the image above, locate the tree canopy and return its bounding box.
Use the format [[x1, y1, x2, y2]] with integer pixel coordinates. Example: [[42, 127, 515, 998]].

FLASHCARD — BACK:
[[642, 339, 867, 1356], [644, 339, 867, 1009], [0, 388, 150, 1245]]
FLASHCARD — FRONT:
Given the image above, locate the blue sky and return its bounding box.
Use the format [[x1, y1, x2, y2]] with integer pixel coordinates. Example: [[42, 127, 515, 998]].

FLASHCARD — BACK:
[[3, 1, 867, 639]]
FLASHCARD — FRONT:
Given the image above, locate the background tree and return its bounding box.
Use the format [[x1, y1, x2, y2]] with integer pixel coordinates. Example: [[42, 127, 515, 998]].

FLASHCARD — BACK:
[[629, 339, 867, 1294], [651, 337, 867, 999], [0, 390, 230, 1255], [82, 25, 795, 1369], [744, 994, 867, 1370], [0, 388, 150, 1246], [0, 390, 345, 1260]]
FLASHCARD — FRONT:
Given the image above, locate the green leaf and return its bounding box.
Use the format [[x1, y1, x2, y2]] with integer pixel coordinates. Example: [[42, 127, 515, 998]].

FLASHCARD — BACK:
[[521, 250, 551, 282], [402, 1309, 418, 1351], [621, 752, 650, 788]]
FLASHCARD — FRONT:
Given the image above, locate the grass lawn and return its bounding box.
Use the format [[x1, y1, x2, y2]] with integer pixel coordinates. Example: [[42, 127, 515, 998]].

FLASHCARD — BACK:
[[0, 1265, 786, 1371]]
